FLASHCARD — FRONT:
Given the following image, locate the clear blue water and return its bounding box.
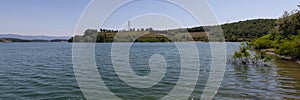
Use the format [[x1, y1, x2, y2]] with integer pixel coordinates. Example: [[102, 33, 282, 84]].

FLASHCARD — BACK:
[[0, 42, 299, 99]]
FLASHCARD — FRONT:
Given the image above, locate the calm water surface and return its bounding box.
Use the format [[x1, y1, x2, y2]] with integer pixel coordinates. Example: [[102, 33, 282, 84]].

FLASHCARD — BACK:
[[0, 42, 299, 99]]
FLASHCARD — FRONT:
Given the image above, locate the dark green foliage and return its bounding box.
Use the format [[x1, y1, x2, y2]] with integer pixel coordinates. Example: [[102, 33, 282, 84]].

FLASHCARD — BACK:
[[222, 19, 277, 39], [277, 11, 300, 38], [68, 37, 73, 42], [187, 27, 205, 32], [187, 19, 277, 41]]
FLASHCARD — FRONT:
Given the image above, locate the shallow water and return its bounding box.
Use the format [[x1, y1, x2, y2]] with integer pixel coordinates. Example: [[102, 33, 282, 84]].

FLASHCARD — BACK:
[[0, 42, 299, 99]]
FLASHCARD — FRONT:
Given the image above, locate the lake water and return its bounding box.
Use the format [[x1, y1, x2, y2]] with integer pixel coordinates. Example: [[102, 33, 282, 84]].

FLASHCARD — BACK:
[[0, 42, 299, 99]]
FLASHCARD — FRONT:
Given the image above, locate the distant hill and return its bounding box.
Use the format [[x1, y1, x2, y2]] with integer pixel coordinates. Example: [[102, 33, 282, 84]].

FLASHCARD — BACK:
[[187, 19, 277, 41], [69, 19, 278, 42], [222, 19, 277, 39], [0, 34, 70, 40], [0, 38, 69, 42]]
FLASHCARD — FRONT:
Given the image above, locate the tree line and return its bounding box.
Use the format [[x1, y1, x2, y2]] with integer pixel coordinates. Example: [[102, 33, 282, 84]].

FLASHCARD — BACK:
[[69, 18, 277, 43]]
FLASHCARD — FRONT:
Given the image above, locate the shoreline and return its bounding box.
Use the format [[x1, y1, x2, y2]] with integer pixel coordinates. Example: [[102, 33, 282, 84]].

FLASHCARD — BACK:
[[263, 49, 300, 65]]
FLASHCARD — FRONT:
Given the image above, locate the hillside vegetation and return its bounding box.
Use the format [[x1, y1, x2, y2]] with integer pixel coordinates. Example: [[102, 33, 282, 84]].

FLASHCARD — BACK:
[[69, 19, 276, 42], [188, 19, 277, 41], [251, 7, 300, 59]]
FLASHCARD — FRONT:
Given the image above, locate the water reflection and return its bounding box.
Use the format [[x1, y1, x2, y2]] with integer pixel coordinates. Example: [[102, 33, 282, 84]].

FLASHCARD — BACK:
[[273, 58, 300, 99], [221, 57, 300, 99]]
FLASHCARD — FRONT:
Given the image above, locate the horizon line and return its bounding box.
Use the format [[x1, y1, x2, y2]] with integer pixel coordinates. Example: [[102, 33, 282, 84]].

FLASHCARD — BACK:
[[0, 17, 277, 37]]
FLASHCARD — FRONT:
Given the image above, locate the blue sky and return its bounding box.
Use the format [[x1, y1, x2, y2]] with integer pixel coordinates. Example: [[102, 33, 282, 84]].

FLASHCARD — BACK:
[[0, 0, 298, 36]]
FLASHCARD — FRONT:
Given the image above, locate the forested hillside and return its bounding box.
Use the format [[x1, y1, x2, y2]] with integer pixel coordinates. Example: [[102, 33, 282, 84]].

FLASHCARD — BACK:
[[187, 19, 277, 41], [222, 19, 277, 40]]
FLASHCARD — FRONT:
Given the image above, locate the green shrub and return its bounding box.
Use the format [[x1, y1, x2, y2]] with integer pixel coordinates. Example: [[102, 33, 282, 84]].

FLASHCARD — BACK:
[[275, 35, 300, 59], [230, 43, 272, 65], [252, 34, 274, 49]]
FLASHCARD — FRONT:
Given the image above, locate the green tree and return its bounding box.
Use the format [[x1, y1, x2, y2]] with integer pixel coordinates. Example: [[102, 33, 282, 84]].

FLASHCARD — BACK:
[[84, 29, 98, 36]]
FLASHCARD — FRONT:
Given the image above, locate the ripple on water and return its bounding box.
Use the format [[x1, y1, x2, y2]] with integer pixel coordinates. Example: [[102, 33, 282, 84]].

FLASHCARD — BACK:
[[0, 43, 300, 99]]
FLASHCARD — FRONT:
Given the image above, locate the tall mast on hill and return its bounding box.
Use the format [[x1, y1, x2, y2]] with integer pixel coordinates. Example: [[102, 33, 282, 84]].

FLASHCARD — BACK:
[[128, 20, 131, 31]]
